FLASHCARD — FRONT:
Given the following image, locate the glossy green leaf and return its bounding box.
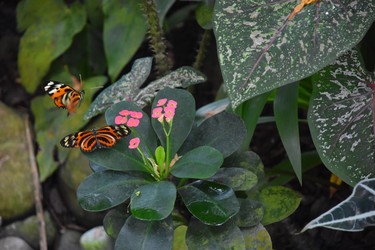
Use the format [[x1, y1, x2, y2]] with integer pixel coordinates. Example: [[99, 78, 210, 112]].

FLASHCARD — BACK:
[[103, 205, 130, 239], [103, 0, 147, 81], [155, 0, 175, 26], [130, 181, 176, 221], [186, 218, 245, 250], [209, 167, 257, 191], [77, 170, 152, 212], [115, 216, 173, 250], [258, 186, 301, 225], [84, 0, 104, 29], [18, 1, 86, 93], [195, 1, 214, 30], [214, 0, 375, 108], [152, 88, 196, 158], [308, 48, 375, 186], [171, 146, 223, 179], [274, 82, 302, 184], [84, 57, 153, 120], [155, 146, 166, 169], [178, 180, 239, 226], [32, 76, 106, 181], [236, 198, 263, 228], [173, 225, 188, 250], [241, 224, 273, 250], [180, 112, 246, 157]]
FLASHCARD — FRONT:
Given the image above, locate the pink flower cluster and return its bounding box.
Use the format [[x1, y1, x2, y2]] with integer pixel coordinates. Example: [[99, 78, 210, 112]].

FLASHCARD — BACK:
[[115, 109, 143, 149], [152, 98, 177, 123]]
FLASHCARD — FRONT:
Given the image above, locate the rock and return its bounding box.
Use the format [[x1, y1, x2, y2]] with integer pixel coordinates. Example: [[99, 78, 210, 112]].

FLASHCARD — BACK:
[[80, 226, 113, 250], [55, 229, 82, 250], [0, 102, 34, 219], [0, 236, 33, 250], [0, 211, 57, 249]]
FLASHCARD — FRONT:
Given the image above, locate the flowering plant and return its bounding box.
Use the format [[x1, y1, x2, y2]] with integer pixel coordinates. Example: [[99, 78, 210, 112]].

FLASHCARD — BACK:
[[76, 88, 289, 249]]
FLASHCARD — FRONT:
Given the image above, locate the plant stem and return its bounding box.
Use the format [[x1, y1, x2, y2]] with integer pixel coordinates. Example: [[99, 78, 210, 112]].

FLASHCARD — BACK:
[[193, 29, 211, 70], [140, 0, 172, 76]]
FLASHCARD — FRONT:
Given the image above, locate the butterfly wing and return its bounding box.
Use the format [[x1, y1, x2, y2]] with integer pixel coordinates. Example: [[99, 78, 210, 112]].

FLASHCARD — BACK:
[[60, 130, 94, 151], [44, 81, 84, 115], [93, 125, 131, 149]]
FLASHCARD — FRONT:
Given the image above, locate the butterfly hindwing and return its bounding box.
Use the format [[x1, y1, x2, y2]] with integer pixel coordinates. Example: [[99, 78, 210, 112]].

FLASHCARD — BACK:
[[60, 125, 130, 152], [44, 81, 84, 115]]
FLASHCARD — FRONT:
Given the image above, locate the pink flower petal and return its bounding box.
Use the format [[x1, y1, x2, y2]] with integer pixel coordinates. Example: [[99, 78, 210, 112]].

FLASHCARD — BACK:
[[115, 115, 127, 124], [157, 98, 167, 106], [130, 111, 143, 119], [129, 137, 140, 149], [119, 110, 129, 116], [164, 106, 175, 119], [127, 118, 140, 127], [167, 100, 177, 108], [152, 107, 163, 118]]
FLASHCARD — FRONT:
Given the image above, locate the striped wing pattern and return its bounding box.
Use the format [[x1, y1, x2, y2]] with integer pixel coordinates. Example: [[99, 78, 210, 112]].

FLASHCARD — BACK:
[[60, 125, 130, 152]]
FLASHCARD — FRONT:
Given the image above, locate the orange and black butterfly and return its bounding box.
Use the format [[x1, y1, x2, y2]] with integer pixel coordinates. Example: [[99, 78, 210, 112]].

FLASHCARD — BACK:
[[44, 81, 84, 116], [60, 125, 130, 152]]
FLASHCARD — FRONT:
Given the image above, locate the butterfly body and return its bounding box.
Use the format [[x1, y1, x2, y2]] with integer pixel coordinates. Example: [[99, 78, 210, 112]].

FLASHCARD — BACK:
[[60, 125, 130, 152], [44, 81, 84, 115]]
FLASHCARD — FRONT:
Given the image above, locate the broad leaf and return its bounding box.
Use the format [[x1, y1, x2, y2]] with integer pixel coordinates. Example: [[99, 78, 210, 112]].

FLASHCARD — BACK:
[[178, 180, 239, 226], [186, 218, 245, 250], [274, 82, 302, 184], [308, 48, 375, 186], [103, 0, 147, 81], [103, 205, 130, 239], [84, 57, 153, 120], [259, 186, 301, 225], [236, 198, 263, 228], [241, 224, 273, 250], [209, 167, 257, 191], [151, 88, 196, 158], [214, 0, 375, 108], [130, 181, 176, 221], [302, 178, 375, 232], [17, 0, 86, 93], [171, 146, 223, 179], [180, 112, 246, 157], [115, 216, 173, 250], [77, 170, 152, 212]]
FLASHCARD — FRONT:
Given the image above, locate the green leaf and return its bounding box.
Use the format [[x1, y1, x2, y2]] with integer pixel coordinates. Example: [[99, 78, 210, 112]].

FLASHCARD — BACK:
[[223, 151, 265, 182], [258, 186, 301, 225], [171, 146, 223, 179], [274, 82, 302, 184], [105, 101, 158, 157], [130, 181, 176, 221], [155, 146, 166, 169], [180, 112, 246, 157], [84, 57, 153, 120], [173, 225, 188, 250], [209, 167, 257, 191], [135, 67, 206, 108], [186, 218, 245, 250], [103, 0, 147, 81], [18, 1, 86, 93], [241, 224, 273, 250], [195, 1, 214, 30], [178, 180, 239, 226], [32, 76, 106, 181], [235, 199, 263, 228], [114, 216, 173, 250], [152, 88, 196, 158], [308, 48, 375, 186], [267, 150, 322, 186], [77, 170, 152, 212], [214, 0, 375, 108], [155, 0, 175, 26], [235, 91, 271, 150], [103, 205, 130, 239]]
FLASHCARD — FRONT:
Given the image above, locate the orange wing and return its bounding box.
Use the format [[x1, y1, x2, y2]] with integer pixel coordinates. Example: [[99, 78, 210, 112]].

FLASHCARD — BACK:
[[60, 125, 130, 152], [44, 81, 84, 116]]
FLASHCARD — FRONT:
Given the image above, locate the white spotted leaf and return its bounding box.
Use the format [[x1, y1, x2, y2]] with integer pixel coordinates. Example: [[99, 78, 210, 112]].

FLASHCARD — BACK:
[[308, 48, 375, 186], [213, 0, 375, 109], [302, 178, 375, 232]]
